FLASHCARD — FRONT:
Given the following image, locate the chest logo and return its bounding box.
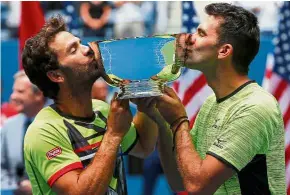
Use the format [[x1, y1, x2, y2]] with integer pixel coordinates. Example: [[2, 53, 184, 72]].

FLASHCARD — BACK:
[[213, 138, 226, 149], [212, 119, 220, 129], [46, 147, 62, 160]]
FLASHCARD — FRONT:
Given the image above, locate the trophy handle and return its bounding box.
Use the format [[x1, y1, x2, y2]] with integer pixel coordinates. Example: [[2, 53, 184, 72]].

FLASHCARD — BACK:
[[88, 41, 117, 86]]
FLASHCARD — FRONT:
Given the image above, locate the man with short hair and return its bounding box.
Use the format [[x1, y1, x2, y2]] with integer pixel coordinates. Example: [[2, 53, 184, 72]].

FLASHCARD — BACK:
[[22, 16, 158, 195], [145, 3, 286, 194], [1, 70, 47, 194]]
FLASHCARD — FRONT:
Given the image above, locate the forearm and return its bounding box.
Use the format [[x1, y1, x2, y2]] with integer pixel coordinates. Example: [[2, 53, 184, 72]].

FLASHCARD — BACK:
[[154, 114, 184, 191], [175, 122, 204, 192], [75, 132, 122, 195], [133, 111, 158, 157]]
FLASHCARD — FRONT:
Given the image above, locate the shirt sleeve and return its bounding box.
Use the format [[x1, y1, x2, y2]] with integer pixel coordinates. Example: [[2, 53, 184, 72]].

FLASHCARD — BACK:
[[121, 122, 138, 154], [24, 123, 83, 187], [207, 101, 279, 172]]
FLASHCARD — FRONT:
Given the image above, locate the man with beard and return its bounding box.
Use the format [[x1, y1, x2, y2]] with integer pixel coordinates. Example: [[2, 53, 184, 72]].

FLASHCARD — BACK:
[[145, 3, 286, 195], [21, 16, 158, 195]]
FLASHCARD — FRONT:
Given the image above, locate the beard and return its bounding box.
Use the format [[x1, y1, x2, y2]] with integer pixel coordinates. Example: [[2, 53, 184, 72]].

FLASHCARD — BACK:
[[60, 59, 104, 97]]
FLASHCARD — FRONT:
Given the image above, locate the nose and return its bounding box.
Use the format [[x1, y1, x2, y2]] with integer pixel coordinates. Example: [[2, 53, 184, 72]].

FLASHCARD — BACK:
[[81, 44, 92, 56], [185, 33, 195, 46], [10, 91, 18, 102]]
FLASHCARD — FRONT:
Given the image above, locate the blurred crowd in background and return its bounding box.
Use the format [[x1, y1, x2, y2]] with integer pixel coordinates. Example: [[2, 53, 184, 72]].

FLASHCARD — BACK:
[[1, 1, 173, 41], [1, 1, 287, 195], [1, 1, 282, 41]]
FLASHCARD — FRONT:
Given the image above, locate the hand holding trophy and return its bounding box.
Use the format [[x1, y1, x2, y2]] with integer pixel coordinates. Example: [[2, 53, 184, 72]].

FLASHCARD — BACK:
[[89, 34, 188, 99]]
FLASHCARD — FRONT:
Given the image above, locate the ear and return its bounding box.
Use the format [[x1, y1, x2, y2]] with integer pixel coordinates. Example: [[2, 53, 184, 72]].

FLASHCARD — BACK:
[[34, 90, 44, 102], [218, 44, 233, 60], [46, 70, 64, 83]]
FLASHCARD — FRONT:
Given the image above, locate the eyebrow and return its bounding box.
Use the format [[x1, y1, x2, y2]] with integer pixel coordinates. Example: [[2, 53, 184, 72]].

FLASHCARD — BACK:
[[66, 37, 81, 53], [197, 27, 207, 35]]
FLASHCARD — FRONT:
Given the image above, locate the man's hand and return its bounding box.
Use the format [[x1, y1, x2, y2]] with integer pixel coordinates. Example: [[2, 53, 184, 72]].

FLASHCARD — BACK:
[[156, 86, 187, 125], [107, 93, 133, 137], [130, 97, 160, 121]]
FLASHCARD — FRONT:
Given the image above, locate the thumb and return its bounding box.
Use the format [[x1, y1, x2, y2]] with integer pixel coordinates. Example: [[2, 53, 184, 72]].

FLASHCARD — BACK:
[[164, 86, 179, 99]]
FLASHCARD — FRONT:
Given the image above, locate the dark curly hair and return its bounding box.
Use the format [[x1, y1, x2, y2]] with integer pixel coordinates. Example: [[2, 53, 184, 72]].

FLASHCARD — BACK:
[[205, 3, 260, 74], [22, 15, 67, 100]]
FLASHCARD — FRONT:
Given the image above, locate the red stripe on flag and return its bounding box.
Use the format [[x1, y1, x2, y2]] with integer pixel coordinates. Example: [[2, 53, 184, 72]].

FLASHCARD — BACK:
[[285, 145, 290, 167], [265, 69, 273, 79], [284, 105, 290, 128], [173, 81, 180, 93], [189, 111, 199, 129], [273, 79, 288, 101], [19, 1, 45, 69], [182, 75, 207, 106]]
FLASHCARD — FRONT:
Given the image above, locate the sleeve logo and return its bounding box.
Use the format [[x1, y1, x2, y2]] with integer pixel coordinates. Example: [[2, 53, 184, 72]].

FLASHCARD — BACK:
[[46, 147, 62, 160]]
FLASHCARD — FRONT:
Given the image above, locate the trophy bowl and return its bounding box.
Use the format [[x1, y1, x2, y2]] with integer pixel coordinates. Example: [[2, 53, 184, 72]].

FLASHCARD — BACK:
[[89, 34, 187, 99]]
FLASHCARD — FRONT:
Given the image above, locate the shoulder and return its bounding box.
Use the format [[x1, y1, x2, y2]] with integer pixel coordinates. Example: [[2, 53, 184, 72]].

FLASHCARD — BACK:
[[1, 113, 26, 134], [2, 113, 26, 125], [241, 85, 281, 117], [25, 108, 67, 147], [92, 99, 110, 115]]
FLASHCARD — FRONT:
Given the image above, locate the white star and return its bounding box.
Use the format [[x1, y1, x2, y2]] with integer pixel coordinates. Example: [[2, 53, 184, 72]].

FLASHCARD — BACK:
[[192, 16, 199, 23], [65, 15, 72, 23], [71, 29, 78, 35], [283, 43, 289, 51], [277, 56, 284, 64], [183, 2, 190, 9], [281, 33, 288, 41], [278, 66, 286, 74], [182, 14, 189, 22], [66, 5, 74, 13], [286, 54, 290, 62], [280, 24, 285, 30], [181, 27, 188, 33]]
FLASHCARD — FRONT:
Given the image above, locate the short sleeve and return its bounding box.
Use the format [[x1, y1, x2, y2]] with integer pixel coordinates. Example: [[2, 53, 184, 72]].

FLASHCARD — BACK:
[[121, 123, 138, 154], [24, 123, 83, 187], [207, 102, 278, 172]]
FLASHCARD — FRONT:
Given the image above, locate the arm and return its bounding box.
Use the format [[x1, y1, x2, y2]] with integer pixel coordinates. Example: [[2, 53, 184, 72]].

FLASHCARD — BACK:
[[128, 110, 158, 159], [174, 122, 234, 194], [52, 133, 123, 195], [157, 87, 235, 194], [153, 112, 185, 191], [130, 97, 184, 191], [52, 96, 133, 195]]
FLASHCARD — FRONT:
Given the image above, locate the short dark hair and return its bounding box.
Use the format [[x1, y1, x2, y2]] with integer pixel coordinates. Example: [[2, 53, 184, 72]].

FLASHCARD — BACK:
[[205, 3, 260, 74], [22, 16, 67, 99]]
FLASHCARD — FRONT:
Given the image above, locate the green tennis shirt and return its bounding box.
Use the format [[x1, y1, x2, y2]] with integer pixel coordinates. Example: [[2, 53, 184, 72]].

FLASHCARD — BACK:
[[24, 99, 138, 195], [190, 81, 286, 194]]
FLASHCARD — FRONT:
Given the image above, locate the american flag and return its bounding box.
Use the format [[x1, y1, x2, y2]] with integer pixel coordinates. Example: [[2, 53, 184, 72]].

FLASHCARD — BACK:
[[173, 1, 213, 128], [262, 2, 290, 193], [62, 1, 82, 37]]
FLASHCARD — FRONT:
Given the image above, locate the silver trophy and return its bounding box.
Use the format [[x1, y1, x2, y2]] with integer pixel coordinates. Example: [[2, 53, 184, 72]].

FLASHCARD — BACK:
[[89, 34, 187, 99]]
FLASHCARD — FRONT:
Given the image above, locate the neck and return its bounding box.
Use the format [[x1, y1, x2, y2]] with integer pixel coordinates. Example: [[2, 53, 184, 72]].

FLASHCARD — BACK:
[[203, 62, 250, 100], [55, 85, 94, 118], [25, 101, 45, 118]]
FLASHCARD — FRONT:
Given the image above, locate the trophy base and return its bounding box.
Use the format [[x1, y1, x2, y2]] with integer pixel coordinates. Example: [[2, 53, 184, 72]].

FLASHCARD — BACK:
[[117, 80, 164, 99]]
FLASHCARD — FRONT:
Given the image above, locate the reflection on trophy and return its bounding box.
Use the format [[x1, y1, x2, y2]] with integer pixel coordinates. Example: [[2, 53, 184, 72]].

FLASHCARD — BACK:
[[89, 34, 188, 99]]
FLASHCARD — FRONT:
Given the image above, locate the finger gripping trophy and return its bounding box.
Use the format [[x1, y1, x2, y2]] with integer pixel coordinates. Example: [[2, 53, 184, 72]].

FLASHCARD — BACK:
[[89, 34, 189, 99]]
